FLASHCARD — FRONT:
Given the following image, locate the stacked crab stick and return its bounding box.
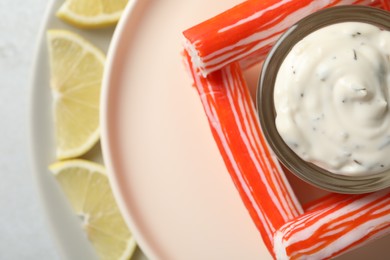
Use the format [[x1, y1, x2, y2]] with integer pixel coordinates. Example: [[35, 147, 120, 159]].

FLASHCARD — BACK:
[[274, 190, 390, 259], [183, 0, 390, 259], [184, 48, 390, 258], [183, 50, 303, 255], [183, 0, 382, 77]]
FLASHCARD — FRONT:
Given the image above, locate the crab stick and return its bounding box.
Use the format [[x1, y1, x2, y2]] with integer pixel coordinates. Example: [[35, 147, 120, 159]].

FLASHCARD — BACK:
[[183, 0, 383, 77], [183, 50, 303, 255], [274, 190, 390, 259], [381, 0, 390, 9], [183, 54, 390, 258]]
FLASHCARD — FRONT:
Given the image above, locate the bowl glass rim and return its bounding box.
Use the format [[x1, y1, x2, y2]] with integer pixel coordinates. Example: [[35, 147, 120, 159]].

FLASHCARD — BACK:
[[256, 5, 390, 194]]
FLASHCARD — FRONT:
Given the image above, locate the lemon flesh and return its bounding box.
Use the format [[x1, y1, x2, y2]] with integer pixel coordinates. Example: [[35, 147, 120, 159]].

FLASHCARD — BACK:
[[49, 159, 136, 260], [47, 30, 104, 160], [57, 0, 129, 28]]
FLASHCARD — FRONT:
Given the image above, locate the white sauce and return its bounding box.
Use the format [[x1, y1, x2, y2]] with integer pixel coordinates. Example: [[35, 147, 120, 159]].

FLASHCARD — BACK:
[[274, 22, 390, 176]]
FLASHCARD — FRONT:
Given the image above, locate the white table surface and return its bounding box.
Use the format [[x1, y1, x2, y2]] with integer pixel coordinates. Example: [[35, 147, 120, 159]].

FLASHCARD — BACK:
[[0, 0, 59, 258]]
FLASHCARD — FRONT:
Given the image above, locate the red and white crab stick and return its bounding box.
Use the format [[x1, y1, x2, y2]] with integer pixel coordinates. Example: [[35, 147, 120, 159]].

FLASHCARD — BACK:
[[274, 190, 390, 259], [183, 50, 303, 255], [184, 50, 390, 258], [183, 0, 382, 77]]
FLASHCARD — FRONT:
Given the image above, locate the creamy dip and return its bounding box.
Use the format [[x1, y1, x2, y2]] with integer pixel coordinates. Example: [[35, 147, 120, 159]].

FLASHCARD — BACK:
[[274, 22, 390, 176]]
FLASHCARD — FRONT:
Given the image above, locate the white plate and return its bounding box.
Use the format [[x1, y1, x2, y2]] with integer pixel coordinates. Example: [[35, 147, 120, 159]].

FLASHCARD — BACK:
[[29, 0, 146, 259], [101, 1, 390, 259]]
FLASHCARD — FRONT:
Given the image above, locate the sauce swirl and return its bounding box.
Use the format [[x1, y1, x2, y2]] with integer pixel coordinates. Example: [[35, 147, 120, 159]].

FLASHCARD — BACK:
[[274, 22, 390, 176]]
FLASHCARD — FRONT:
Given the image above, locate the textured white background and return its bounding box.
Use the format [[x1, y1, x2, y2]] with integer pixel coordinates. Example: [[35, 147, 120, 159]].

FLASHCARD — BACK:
[[0, 0, 59, 259]]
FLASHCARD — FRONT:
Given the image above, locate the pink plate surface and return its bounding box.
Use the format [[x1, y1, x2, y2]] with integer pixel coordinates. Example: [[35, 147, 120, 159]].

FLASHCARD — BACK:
[[101, 1, 390, 259]]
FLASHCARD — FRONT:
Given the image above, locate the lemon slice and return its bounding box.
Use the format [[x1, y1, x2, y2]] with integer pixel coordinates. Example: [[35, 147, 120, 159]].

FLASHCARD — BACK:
[[47, 30, 104, 160], [49, 159, 137, 260], [56, 0, 128, 28]]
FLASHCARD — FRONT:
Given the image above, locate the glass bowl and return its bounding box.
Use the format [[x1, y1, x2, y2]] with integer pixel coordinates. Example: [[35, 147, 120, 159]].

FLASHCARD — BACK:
[[256, 5, 390, 194]]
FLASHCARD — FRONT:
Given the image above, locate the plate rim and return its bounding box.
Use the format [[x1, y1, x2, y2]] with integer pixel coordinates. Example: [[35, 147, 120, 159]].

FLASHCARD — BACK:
[[28, 0, 106, 259], [28, 0, 68, 257], [28, 0, 76, 258], [100, 0, 158, 259]]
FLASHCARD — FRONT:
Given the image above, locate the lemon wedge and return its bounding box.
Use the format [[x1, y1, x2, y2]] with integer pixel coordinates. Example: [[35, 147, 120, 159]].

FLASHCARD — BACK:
[[56, 0, 128, 28], [49, 159, 137, 260], [47, 30, 104, 160]]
